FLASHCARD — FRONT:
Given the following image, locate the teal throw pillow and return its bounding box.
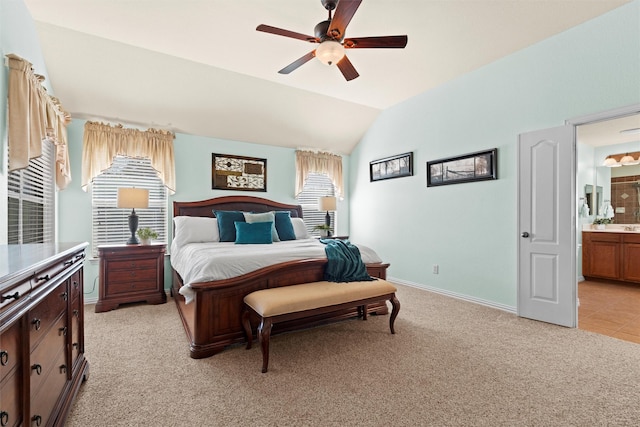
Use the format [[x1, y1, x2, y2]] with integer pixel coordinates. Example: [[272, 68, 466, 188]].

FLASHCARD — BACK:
[[244, 211, 280, 242], [234, 221, 273, 244], [274, 211, 296, 241], [213, 210, 245, 242]]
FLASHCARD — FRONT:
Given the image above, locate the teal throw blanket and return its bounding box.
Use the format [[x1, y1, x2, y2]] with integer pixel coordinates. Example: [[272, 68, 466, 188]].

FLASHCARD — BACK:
[[320, 239, 374, 282]]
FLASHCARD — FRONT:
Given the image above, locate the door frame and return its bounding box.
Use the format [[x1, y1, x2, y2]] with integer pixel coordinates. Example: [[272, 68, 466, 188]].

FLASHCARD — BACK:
[[564, 103, 640, 325]]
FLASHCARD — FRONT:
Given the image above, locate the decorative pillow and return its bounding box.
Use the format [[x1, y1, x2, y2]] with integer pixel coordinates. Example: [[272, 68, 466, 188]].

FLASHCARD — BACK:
[[234, 221, 273, 244], [274, 211, 296, 241], [244, 211, 280, 242], [291, 217, 310, 239], [213, 210, 246, 242], [172, 216, 219, 247]]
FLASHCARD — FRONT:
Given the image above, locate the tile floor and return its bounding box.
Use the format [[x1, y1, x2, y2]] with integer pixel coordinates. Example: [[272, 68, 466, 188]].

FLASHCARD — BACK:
[[578, 279, 640, 344]]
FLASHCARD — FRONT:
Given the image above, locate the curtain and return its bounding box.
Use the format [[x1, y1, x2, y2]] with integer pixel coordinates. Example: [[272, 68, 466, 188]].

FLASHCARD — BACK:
[[295, 150, 343, 198], [6, 54, 72, 189], [81, 121, 176, 194]]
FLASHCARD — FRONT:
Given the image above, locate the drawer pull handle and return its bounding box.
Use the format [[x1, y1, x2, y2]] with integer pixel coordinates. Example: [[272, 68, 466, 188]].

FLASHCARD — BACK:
[[32, 318, 41, 331], [32, 364, 42, 375], [73, 280, 79, 289], [32, 415, 42, 427], [64, 260, 74, 266], [1, 291, 20, 302], [73, 342, 79, 349], [74, 309, 80, 317], [59, 326, 68, 336], [35, 274, 50, 282], [0, 351, 8, 366], [75, 253, 85, 261], [0, 411, 8, 427], [61, 291, 68, 301], [60, 364, 67, 374]]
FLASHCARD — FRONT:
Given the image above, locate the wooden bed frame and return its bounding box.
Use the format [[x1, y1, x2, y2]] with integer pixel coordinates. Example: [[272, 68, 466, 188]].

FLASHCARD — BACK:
[[171, 195, 390, 359]]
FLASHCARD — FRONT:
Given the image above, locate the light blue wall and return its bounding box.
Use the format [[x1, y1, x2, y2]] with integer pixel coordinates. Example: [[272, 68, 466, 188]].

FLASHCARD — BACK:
[[349, 1, 640, 309]]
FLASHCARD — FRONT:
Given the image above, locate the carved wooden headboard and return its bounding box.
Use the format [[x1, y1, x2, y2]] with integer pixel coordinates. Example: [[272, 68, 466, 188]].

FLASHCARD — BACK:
[[172, 195, 303, 219]]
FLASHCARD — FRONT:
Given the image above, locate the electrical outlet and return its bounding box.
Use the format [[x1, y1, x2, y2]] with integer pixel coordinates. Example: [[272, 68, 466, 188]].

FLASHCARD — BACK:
[[432, 264, 439, 274]]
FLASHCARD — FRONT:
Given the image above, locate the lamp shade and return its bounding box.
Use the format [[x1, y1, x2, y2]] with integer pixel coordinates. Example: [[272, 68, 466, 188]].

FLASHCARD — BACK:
[[117, 188, 149, 209], [620, 153, 640, 166], [318, 196, 337, 211], [602, 156, 621, 167]]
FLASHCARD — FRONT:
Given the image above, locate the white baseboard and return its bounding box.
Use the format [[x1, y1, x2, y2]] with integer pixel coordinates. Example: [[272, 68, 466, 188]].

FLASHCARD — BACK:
[[388, 276, 517, 314]]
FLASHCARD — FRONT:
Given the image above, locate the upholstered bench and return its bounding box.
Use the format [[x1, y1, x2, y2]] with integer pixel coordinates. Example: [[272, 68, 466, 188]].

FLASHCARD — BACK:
[[241, 279, 400, 373]]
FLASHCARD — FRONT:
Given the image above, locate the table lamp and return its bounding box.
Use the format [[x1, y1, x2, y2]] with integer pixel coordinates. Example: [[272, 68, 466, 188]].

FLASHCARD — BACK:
[[117, 187, 149, 244], [318, 196, 337, 237]]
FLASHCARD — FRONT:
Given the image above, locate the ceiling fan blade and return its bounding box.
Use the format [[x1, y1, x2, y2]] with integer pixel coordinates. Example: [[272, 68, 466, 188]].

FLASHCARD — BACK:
[[278, 51, 316, 74], [343, 35, 408, 49], [327, 0, 362, 40], [336, 55, 359, 81], [256, 24, 319, 43]]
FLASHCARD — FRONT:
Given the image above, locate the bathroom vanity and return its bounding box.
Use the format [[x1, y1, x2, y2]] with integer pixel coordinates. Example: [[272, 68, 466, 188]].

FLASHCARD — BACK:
[[582, 228, 640, 283]]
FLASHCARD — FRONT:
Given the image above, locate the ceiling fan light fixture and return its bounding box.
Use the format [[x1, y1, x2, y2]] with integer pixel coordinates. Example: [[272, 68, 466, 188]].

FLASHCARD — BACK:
[[315, 40, 344, 66], [603, 156, 621, 167]]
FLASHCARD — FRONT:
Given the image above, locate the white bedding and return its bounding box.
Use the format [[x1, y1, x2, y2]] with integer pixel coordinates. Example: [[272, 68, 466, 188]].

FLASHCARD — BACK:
[[171, 238, 383, 304]]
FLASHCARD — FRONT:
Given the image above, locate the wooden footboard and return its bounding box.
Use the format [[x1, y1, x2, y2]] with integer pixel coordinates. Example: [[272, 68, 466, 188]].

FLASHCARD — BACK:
[[171, 259, 390, 359]]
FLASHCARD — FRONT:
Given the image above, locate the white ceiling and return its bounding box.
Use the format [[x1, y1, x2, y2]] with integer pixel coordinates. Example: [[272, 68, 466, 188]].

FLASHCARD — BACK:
[[577, 114, 640, 147], [23, 0, 631, 154]]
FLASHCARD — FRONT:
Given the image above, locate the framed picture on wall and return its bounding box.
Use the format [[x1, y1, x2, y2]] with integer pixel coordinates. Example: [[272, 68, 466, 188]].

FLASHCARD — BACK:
[[370, 152, 414, 182], [427, 148, 497, 187], [212, 153, 267, 191]]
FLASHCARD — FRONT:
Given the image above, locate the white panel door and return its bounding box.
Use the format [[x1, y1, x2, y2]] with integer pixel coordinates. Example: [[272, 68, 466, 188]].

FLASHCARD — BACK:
[[518, 125, 576, 327]]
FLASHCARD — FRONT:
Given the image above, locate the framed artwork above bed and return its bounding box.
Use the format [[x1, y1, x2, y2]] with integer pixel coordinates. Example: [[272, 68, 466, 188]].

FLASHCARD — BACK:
[[212, 153, 267, 191]]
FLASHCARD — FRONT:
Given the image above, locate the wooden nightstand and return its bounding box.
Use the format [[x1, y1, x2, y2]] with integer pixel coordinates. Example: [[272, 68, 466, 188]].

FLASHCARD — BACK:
[[96, 243, 166, 313]]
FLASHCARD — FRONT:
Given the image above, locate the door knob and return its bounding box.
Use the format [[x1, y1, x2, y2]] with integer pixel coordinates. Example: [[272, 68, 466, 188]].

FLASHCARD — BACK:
[[521, 232, 530, 238]]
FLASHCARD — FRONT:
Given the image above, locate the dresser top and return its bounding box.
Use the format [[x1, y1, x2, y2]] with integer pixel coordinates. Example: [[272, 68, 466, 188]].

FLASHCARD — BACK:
[[0, 242, 88, 283]]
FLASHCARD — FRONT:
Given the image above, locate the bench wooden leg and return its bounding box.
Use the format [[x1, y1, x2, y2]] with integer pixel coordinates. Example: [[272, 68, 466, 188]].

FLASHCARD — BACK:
[[258, 317, 273, 373], [241, 307, 252, 349], [389, 294, 400, 334]]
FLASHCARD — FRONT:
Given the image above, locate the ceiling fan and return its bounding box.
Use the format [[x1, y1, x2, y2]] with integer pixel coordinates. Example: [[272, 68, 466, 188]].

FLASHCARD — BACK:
[[256, 0, 408, 81]]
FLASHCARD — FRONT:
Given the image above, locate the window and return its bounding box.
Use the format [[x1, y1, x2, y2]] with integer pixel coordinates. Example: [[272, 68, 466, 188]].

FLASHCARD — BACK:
[[91, 156, 167, 257], [7, 140, 55, 244], [296, 173, 336, 236]]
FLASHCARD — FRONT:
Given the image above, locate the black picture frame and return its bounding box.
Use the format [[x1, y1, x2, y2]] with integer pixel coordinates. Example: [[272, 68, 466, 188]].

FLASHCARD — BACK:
[[370, 152, 414, 182], [212, 153, 267, 191], [427, 148, 497, 187]]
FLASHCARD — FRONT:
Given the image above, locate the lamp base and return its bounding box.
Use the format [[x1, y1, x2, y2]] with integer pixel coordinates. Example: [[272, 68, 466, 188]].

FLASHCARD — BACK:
[[325, 211, 332, 238], [127, 210, 140, 245]]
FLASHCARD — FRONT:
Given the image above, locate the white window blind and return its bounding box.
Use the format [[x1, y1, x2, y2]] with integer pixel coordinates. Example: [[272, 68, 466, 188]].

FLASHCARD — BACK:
[[7, 140, 55, 244], [91, 156, 167, 257], [296, 173, 336, 237]]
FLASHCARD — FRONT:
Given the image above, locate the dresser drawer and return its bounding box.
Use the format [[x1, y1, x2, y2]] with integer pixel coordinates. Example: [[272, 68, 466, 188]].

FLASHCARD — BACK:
[[0, 368, 23, 427], [30, 347, 68, 427], [107, 278, 158, 295], [107, 258, 157, 271], [107, 268, 157, 285], [28, 283, 67, 349], [30, 314, 67, 392], [0, 321, 21, 381]]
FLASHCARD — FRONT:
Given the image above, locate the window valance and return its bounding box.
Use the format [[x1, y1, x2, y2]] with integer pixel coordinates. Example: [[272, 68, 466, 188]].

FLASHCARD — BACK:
[[295, 150, 343, 198], [6, 54, 72, 190], [81, 121, 176, 194]]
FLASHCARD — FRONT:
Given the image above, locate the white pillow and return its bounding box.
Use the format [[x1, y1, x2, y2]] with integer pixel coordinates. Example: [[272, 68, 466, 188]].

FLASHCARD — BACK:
[[243, 211, 280, 242], [291, 217, 309, 239], [173, 216, 220, 247]]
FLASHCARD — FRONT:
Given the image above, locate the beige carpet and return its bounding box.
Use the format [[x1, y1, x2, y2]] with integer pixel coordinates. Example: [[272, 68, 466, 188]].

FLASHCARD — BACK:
[[67, 284, 640, 426]]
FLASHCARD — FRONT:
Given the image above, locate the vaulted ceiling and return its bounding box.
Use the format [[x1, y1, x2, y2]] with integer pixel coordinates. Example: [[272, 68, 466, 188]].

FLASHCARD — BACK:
[[23, 0, 631, 154]]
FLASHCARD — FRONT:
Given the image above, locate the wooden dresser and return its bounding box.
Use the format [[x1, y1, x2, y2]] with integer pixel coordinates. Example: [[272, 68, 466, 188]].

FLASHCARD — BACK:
[[96, 244, 166, 313], [0, 242, 89, 427]]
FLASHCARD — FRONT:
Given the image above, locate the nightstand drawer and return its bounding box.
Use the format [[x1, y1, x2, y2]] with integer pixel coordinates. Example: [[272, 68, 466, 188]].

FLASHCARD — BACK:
[[107, 279, 158, 295], [28, 282, 67, 349], [107, 258, 157, 271], [107, 268, 157, 284]]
